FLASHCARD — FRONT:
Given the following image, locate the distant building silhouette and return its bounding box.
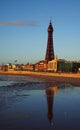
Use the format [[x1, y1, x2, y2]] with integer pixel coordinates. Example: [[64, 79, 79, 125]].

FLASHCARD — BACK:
[[45, 21, 54, 62]]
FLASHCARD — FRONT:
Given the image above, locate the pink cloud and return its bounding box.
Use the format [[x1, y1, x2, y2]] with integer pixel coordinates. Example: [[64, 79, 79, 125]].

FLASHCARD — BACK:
[[0, 21, 37, 26]]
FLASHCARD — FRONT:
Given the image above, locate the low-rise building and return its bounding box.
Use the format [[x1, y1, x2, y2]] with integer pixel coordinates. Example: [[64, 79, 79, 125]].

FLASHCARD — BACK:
[[23, 64, 34, 71], [35, 60, 48, 71]]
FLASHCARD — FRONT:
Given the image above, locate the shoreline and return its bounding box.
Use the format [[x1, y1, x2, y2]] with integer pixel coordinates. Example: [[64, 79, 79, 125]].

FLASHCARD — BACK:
[[0, 70, 80, 86]]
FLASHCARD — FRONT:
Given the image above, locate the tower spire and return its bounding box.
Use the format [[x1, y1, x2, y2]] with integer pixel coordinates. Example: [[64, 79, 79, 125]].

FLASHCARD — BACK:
[[45, 21, 54, 62], [50, 16, 52, 23]]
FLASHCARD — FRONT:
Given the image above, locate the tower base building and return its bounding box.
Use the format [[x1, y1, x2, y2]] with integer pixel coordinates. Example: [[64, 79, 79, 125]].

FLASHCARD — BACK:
[[48, 55, 57, 72]]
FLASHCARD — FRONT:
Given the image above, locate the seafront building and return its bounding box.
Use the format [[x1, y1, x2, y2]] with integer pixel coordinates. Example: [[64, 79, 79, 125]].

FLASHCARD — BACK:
[[57, 59, 80, 73]]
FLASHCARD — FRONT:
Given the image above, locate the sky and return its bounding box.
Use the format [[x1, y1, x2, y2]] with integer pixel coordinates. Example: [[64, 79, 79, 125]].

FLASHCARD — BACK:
[[0, 0, 80, 65]]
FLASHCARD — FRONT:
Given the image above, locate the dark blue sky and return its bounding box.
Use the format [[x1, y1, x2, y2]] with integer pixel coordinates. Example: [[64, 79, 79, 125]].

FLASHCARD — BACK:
[[0, 0, 80, 64]]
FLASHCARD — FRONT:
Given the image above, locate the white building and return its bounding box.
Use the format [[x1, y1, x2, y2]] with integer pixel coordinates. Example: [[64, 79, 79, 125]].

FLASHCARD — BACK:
[[48, 55, 57, 72]]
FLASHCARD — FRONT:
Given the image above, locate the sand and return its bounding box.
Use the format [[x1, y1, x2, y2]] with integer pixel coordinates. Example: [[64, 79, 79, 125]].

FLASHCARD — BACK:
[[0, 70, 80, 86]]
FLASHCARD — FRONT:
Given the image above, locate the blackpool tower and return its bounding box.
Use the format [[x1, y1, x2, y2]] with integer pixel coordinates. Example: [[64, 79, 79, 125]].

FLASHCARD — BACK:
[[45, 21, 54, 62]]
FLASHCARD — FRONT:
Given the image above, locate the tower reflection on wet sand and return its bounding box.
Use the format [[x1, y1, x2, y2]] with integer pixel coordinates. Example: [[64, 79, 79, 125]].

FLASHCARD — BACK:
[[46, 86, 57, 125]]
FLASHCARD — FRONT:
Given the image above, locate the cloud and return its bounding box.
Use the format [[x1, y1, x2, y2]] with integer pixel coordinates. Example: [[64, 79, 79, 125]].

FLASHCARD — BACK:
[[0, 21, 37, 26]]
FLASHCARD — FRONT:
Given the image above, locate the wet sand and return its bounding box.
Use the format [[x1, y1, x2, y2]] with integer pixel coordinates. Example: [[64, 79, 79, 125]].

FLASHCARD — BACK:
[[0, 70, 80, 86]]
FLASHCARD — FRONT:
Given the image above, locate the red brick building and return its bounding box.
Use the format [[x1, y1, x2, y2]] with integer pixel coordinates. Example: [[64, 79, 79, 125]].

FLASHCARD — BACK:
[[35, 60, 48, 71]]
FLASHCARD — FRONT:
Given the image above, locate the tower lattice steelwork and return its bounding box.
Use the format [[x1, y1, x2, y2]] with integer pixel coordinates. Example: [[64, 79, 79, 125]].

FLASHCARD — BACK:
[[45, 21, 54, 62]]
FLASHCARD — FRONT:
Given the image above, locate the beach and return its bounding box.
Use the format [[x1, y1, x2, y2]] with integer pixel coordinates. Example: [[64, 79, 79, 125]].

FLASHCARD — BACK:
[[0, 71, 80, 130], [0, 70, 80, 86]]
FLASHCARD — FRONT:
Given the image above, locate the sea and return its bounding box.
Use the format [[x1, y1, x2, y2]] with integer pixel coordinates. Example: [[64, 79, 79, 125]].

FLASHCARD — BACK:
[[0, 74, 80, 130]]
